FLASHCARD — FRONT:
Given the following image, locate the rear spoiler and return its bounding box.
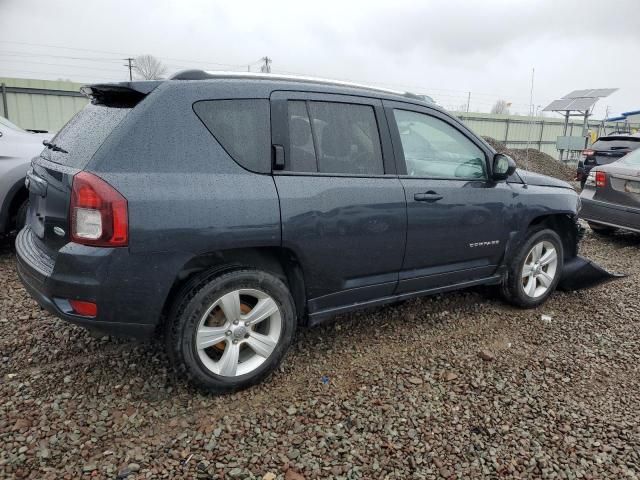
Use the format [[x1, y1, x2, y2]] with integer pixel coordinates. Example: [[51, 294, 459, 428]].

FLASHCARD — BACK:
[[80, 81, 162, 107]]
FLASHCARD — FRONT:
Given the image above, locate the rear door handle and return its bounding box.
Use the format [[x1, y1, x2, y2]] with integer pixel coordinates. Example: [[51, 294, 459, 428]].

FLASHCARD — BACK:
[[414, 191, 443, 202]]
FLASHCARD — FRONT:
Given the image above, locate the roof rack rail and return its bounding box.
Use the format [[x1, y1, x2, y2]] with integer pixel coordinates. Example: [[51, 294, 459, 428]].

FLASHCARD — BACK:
[[169, 69, 434, 104]]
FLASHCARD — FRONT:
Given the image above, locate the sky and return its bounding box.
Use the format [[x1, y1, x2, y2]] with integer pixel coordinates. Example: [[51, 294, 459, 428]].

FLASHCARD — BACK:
[[0, 0, 638, 119]]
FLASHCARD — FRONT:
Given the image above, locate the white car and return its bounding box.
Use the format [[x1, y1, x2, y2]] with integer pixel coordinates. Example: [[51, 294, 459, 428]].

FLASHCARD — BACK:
[[0, 116, 52, 235]]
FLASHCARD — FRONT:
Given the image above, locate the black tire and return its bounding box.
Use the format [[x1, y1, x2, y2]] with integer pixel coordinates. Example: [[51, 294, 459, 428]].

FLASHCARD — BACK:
[[587, 221, 617, 235], [166, 268, 296, 393], [501, 228, 564, 308], [15, 200, 28, 232]]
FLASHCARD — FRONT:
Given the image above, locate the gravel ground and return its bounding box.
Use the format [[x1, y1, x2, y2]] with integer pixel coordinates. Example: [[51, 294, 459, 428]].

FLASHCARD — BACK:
[[1, 228, 640, 480]]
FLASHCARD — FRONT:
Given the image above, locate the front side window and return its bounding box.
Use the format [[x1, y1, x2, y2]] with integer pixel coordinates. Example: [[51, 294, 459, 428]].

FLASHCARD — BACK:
[[285, 100, 384, 175], [393, 109, 486, 180]]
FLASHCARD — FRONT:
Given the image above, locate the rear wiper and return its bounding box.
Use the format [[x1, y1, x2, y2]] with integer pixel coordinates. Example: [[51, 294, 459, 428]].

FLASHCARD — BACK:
[[42, 140, 68, 154]]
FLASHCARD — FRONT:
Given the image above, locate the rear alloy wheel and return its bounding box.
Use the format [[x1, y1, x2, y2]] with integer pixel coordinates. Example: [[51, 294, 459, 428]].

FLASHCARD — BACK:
[[167, 269, 296, 393], [501, 228, 564, 308], [195, 288, 282, 377], [587, 221, 617, 236]]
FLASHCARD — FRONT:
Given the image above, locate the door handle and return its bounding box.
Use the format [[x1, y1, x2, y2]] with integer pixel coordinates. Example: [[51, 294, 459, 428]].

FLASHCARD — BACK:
[[414, 191, 443, 202]]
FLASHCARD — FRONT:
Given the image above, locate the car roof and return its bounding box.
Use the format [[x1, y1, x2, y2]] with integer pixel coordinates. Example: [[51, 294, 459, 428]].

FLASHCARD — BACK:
[[165, 69, 438, 107]]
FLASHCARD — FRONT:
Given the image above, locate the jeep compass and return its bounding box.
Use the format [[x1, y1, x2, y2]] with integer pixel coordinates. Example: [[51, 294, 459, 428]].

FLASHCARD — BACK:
[[16, 71, 584, 392]]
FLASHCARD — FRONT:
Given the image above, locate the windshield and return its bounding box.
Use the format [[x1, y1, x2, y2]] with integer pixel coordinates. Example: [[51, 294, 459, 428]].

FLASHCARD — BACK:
[[0, 115, 26, 132]]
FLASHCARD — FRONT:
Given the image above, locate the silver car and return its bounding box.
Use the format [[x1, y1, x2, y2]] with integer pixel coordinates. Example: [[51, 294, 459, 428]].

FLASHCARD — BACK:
[[0, 116, 51, 235], [580, 147, 640, 234]]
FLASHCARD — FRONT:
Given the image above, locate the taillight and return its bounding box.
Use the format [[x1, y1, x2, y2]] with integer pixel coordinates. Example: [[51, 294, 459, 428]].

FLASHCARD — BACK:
[[70, 172, 128, 246], [595, 171, 607, 188], [582, 149, 595, 157]]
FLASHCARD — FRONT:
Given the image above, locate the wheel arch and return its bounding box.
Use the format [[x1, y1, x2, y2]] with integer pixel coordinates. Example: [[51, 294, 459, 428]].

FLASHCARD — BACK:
[[1, 180, 28, 233], [160, 247, 308, 329], [527, 213, 580, 259]]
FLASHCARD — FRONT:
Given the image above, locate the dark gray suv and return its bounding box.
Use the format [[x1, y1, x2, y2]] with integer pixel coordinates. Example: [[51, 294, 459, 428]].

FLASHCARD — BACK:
[[16, 71, 583, 392]]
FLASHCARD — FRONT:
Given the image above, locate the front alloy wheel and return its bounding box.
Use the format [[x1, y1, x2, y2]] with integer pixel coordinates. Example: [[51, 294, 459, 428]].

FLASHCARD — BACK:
[[501, 228, 564, 308], [521, 241, 558, 298]]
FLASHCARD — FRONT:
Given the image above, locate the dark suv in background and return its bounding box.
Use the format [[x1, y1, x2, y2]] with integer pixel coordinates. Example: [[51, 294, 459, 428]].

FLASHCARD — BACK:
[[577, 134, 640, 188], [17, 71, 583, 392]]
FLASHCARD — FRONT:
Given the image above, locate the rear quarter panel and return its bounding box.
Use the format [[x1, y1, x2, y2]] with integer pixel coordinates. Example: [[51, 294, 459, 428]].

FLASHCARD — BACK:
[[89, 82, 281, 255]]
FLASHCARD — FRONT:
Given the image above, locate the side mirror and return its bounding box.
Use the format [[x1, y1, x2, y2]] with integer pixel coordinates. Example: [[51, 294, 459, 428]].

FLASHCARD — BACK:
[[492, 153, 516, 180]]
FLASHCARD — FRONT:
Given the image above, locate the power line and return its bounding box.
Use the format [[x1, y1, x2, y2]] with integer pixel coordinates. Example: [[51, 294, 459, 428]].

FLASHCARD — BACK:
[[0, 51, 124, 62], [0, 40, 130, 56], [0, 58, 126, 74], [0, 67, 124, 81]]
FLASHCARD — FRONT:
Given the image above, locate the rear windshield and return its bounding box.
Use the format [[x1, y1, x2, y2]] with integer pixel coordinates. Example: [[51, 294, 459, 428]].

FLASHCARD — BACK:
[[44, 104, 131, 168], [592, 136, 640, 151], [620, 148, 640, 166]]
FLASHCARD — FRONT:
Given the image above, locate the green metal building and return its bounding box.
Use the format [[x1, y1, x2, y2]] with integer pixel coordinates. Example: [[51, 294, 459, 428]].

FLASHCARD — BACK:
[[0, 77, 88, 133]]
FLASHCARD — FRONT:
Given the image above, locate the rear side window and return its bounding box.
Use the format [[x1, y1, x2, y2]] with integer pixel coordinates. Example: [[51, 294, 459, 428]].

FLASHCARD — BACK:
[[194, 99, 270, 173], [285, 100, 384, 175], [46, 104, 131, 169]]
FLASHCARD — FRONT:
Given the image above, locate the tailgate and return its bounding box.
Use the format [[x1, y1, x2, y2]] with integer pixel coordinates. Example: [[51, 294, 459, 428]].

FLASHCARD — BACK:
[[25, 101, 135, 255], [26, 158, 78, 255]]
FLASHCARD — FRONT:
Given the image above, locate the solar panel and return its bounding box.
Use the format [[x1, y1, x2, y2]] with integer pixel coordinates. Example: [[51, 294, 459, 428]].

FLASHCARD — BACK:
[[543, 99, 573, 111], [543, 96, 601, 112], [562, 88, 618, 99], [543, 88, 617, 112]]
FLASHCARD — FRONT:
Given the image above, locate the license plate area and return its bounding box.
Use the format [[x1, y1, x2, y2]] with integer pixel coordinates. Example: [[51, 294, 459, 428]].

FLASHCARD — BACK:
[[26, 169, 48, 238], [624, 180, 640, 194]]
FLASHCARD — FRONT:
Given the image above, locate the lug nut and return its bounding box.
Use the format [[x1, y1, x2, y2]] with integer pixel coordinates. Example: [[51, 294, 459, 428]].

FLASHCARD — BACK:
[[245, 322, 250, 327], [233, 320, 239, 325], [225, 330, 231, 336], [232, 339, 238, 344]]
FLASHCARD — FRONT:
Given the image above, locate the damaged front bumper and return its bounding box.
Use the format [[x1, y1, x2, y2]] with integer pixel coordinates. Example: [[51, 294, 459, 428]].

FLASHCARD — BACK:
[[558, 255, 624, 291], [559, 217, 623, 291]]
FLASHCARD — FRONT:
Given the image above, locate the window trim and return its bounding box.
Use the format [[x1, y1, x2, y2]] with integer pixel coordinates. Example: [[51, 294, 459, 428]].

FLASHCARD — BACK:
[[270, 90, 397, 176], [383, 100, 492, 181]]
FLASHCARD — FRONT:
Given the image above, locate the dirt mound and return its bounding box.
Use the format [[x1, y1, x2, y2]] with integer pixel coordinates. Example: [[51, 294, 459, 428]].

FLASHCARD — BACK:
[[484, 137, 575, 182]]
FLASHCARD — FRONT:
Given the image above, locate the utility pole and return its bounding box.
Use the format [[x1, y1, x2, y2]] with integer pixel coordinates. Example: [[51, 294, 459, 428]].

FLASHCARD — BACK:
[[124, 58, 134, 81], [525, 67, 535, 169], [260, 56, 272, 73], [466, 92, 471, 113]]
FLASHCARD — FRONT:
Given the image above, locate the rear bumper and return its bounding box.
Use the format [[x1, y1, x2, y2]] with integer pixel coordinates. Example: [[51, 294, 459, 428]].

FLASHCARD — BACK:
[[580, 197, 640, 233], [15, 227, 178, 338]]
